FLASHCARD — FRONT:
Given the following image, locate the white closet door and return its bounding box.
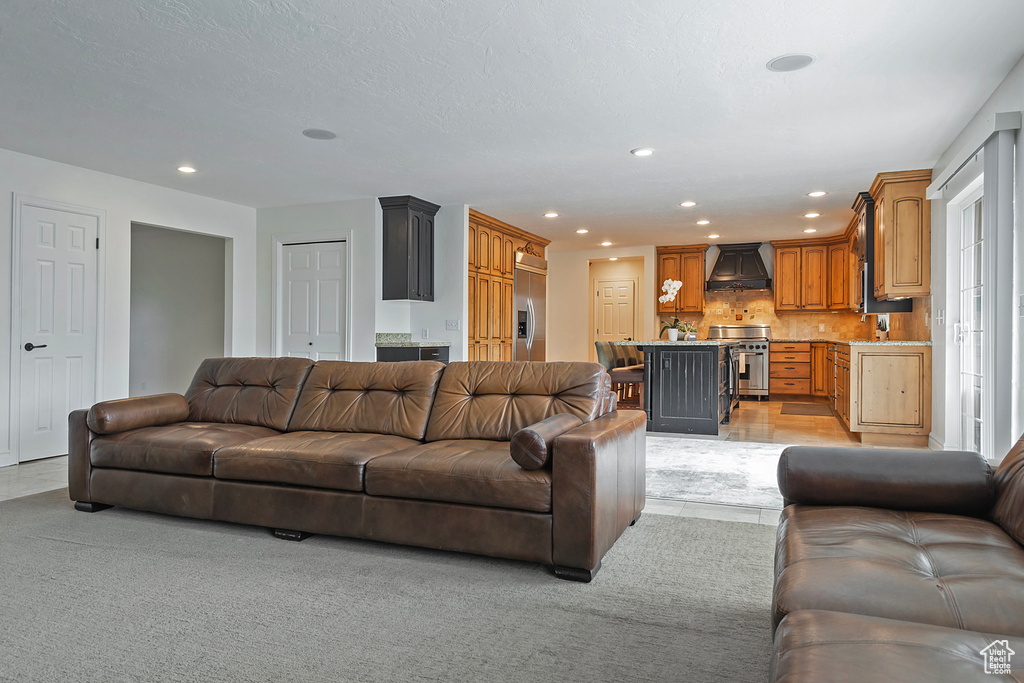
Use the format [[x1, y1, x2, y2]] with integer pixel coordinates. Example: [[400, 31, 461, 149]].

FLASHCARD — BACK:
[[281, 242, 346, 361]]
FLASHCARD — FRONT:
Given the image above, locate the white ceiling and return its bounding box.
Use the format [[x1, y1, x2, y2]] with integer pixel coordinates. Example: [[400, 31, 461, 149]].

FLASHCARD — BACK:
[[2, 0, 1023, 250]]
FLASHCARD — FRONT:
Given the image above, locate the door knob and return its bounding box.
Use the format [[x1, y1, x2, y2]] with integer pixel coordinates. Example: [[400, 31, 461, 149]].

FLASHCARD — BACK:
[[24, 343, 48, 351]]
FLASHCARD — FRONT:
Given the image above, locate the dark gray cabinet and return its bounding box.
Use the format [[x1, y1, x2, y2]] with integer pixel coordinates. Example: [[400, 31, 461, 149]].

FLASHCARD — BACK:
[[642, 344, 730, 435], [380, 195, 440, 301], [376, 346, 449, 364]]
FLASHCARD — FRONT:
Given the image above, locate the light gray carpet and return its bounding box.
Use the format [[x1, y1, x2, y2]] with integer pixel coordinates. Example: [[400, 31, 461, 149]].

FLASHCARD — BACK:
[[646, 437, 788, 509], [0, 489, 776, 683]]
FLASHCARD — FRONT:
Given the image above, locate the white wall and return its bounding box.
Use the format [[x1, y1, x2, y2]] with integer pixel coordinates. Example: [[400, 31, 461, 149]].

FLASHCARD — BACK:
[[409, 204, 469, 361], [129, 224, 226, 397], [548, 245, 657, 361], [929, 53, 1024, 452], [0, 147, 257, 466], [255, 199, 469, 362]]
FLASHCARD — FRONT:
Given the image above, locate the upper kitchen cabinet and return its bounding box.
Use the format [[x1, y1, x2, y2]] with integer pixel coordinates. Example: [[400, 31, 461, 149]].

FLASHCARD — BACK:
[[380, 195, 441, 301], [772, 243, 827, 311], [870, 170, 931, 300], [827, 240, 850, 310], [656, 244, 708, 315]]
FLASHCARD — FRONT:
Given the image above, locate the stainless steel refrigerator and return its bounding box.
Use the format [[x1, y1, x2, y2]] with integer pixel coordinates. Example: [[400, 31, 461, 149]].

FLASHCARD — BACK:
[[513, 252, 546, 361]]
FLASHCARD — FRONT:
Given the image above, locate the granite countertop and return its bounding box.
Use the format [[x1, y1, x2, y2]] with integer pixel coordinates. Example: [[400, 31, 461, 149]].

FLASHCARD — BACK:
[[613, 340, 722, 346], [374, 333, 452, 348], [772, 338, 931, 346]]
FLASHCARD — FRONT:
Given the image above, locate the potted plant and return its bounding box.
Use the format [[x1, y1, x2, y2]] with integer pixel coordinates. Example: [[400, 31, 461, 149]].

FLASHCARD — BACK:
[[659, 279, 699, 341]]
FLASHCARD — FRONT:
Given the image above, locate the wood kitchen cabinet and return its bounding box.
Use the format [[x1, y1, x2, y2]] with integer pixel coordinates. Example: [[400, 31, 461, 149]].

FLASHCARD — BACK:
[[773, 246, 827, 311], [811, 342, 828, 396], [831, 343, 931, 445], [380, 195, 440, 301], [769, 342, 812, 394], [827, 241, 850, 310], [467, 210, 550, 361], [870, 170, 931, 300], [656, 244, 707, 315]]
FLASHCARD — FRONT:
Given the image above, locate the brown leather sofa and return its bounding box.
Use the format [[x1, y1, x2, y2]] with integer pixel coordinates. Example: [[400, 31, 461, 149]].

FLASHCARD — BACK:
[[770, 439, 1024, 681], [69, 357, 646, 581]]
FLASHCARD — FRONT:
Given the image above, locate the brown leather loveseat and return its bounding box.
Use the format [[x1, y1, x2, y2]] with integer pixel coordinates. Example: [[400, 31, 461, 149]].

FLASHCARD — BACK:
[[770, 439, 1024, 681], [70, 357, 646, 581]]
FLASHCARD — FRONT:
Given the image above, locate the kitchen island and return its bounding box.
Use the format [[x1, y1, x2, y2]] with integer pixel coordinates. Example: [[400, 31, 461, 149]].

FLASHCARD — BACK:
[[613, 340, 735, 435]]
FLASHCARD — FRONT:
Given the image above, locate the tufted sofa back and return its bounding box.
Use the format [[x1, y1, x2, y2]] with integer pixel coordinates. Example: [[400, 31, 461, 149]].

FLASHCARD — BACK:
[[287, 360, 445, 440], [184, 357, 315, 431], [424, 361, 608, 442], [992, 434, 1024, 545]]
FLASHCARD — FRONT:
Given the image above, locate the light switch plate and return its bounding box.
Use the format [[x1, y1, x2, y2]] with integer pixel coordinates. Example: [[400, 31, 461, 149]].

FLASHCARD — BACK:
[[445, 319, 460, 331], [819, 324, 825, 332]]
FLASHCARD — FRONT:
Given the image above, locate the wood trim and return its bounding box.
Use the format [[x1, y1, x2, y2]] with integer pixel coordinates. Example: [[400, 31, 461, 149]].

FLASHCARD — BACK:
[[868, 169, 932, 198], [468, 209, 551, 247], [770, 235, 848, 248], [656, 244, 709, 254]]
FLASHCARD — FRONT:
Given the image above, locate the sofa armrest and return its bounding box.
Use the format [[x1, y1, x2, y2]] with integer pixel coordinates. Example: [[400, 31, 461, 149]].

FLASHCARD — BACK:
[[777, 446, 995, 516], [68, 409, 94, 502], [86, 393, 189, 435], [510, 414, 584, 470], [551, 410, 647, 574]]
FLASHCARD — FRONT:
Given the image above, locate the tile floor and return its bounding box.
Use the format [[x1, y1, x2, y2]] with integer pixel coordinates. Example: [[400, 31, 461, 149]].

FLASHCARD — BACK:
[[0, 454, 68, 503], [1, 400, 869, 528]]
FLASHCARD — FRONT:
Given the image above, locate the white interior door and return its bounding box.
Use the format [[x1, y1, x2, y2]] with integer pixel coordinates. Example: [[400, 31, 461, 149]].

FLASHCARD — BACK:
[[595, 279, 636, 342], [281, 241, 347, 360], [18, 203, 99, 462]]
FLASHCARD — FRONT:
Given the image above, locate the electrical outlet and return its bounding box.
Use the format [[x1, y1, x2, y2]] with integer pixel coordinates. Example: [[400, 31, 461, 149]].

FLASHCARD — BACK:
[[421, 328, 429, 338], [716, 309, 723, 315], [819, 324, 825, 332], [445, 319, 460, 331]]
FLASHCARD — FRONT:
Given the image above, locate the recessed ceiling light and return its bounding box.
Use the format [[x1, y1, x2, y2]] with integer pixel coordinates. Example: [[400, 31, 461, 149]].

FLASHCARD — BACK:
[[302, 128, 337, 140], [630, 147, 654, 157], [601, 241, 613, 246], [696, 220, 711, 225], [609, 257, 619, 261], [766, 53, 816, 72], [680, 201, 697, 207], [804, 213, 820, 218], [576, 228, 589, 234], [177, 166, 196, 173], [544, 212, 559, 218], [803, 228, 817, 233], [707, 234, 720, 239], [808, 191, 827, 197]]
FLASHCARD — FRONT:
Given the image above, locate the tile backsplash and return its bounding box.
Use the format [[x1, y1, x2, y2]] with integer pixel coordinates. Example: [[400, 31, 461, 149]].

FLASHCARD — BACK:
[[659, 290, 877, 340]]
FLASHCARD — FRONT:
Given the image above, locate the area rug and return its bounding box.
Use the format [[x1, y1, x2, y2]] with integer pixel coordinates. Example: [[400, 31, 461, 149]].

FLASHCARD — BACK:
[[646, 436, 788, 509], [0, 489, 775, 683], [780, 403, 833, 416]]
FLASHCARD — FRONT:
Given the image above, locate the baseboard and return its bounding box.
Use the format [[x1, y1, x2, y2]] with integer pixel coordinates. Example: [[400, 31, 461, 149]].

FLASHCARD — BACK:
[[928, 434, 944, 451], [0, 451, 14, 468]]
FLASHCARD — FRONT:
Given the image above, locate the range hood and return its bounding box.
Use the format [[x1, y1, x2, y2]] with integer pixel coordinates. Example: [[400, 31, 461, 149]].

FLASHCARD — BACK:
[[706, 242, 772, 291]]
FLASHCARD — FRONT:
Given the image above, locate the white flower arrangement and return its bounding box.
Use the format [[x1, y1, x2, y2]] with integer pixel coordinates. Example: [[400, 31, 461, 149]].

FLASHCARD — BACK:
[[658, 279, 682, 305]]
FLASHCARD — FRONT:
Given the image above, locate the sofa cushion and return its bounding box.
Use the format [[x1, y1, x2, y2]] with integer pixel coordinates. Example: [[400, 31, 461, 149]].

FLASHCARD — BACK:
[[287, 361, 444, 440], [423, 361, 607, 442], [992, 434, 1024, 546], [90, 423, 281, 476], [213, 431, 420, 491], [772, 610, 1024, 682], [364, 440, 552, 512], [773, 505, 1024, 636], [184, 357, 314, 431]]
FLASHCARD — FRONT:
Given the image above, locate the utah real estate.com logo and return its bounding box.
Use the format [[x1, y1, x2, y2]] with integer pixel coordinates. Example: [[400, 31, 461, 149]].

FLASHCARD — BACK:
[[981, 640, 1015, 675]]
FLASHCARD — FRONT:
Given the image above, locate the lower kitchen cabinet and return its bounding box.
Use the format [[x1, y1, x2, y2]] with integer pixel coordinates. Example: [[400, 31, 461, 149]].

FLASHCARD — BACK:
[[811, 342, 828, 396], [643, 344, 732, 435], [376, 346, 450, 363], [833, 343, 931, 445], [769, 342, 811, 395]]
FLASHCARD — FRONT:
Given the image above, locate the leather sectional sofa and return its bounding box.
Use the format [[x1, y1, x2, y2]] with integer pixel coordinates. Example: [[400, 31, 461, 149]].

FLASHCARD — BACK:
[[771, 440, 1024, 681], [69, 357, 646, 581]]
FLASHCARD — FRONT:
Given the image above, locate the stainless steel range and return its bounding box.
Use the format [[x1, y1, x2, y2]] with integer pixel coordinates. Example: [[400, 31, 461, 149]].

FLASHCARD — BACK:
[[708, 324, 771, 398]]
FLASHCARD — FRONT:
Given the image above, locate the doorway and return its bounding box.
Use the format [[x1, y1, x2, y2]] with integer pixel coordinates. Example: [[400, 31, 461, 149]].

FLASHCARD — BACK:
[[129, 224, 227, 397], [274, 239, 349, 360], [588, 257, 643, 362], [9, 196, 104, 464]]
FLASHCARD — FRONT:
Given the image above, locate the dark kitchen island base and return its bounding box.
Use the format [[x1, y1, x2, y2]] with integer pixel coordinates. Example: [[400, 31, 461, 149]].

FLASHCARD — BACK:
[[636, 342, 735, 435]]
